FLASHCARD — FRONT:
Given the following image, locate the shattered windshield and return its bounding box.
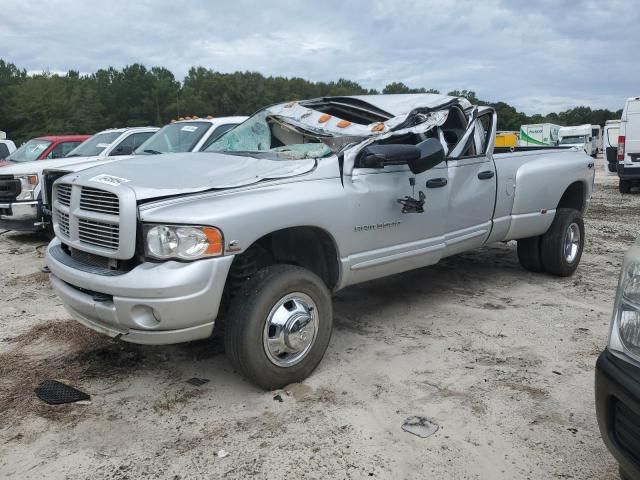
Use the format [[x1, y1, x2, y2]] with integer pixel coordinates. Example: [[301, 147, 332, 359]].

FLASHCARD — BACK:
[[205, 111, 334, 160], [560, 135, 587, 145]]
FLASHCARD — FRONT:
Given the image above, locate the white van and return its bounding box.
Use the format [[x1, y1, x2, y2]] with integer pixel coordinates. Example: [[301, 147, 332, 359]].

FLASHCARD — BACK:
[[558, 124, 599, 157], [618, 97, 640, 193], [603, 120, 620, 175]]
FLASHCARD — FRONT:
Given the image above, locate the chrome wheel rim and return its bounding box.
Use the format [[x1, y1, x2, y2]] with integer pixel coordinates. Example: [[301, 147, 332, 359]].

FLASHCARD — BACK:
[[564, 223, 581, 263], [263, 292, 319, 367]]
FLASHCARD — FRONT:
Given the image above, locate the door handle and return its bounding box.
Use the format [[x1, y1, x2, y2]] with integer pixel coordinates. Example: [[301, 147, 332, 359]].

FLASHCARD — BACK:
[[477, 170, 495, 180], [426, 178, 448, 188]]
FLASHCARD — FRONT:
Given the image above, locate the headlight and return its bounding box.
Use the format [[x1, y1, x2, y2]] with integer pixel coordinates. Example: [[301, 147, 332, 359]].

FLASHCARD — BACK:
[[144, 224, 223, 261], [15, 174, 39, 201], [609, 259, 640, 362]]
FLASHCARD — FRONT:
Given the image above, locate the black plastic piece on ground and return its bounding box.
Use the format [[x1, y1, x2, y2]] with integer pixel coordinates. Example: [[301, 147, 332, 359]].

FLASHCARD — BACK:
[[35, 380, 90, 405], [40, 265, 50, 273], [186, 377, 209, 386]]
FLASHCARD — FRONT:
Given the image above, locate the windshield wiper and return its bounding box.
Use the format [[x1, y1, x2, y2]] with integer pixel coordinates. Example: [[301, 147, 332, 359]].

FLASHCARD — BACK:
[[142, 149, 163, 155]]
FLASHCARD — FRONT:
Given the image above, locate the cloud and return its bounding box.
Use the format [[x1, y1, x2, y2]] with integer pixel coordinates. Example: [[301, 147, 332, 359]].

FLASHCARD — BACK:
[[0, 0, 637, 113]]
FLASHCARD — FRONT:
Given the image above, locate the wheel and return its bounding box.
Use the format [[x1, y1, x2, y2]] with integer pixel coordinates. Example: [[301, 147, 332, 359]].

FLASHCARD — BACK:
[[517, 236, 544, 272], [224, 264, 333, 390], [619, 179, 632, 194], [540, 208, 585, 276], [608, 162, 617, 173]]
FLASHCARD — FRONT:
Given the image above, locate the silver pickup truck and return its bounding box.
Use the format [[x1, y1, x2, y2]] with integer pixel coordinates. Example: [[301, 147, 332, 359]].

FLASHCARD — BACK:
[[46, 94, 595, 389]]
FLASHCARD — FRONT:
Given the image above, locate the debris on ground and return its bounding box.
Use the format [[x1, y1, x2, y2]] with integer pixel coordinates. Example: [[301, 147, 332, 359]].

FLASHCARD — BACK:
[[217, 449, 229, 458], [402, 416, 439, 438], [185, 377, 209, 387], [34, 380, 90, 405]]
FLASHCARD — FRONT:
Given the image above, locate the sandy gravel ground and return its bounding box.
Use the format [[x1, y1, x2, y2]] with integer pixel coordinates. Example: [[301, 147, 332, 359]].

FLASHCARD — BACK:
[[0, 159, 635, 479]]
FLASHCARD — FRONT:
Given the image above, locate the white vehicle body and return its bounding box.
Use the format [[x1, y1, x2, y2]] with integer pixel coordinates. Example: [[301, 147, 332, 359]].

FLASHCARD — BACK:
[[519, 123, 561, 147], [42, 116, 248, 207], [0, 119, 246, 232], [617, 97, 640, 193], [603, 120, 620, 175], [0, 139, 16, 160], [559, 124, 599, 157], [66, 127, 159, 159]]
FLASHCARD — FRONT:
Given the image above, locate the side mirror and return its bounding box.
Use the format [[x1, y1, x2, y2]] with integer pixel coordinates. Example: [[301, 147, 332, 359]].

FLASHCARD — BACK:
[[358, 138, 445, 174], [359, 144, 421, 169], [113, 145, 134, 156], [411, 138, 445, 174]]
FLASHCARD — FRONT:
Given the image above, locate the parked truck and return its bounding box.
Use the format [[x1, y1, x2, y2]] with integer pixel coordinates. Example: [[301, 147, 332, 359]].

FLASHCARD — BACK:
[[519, 123, 561, 147], [0, 134, 90, 166], [495, 131, 518, 148], [46, 94, 595, 389], [0, 118, 245, 233], [559, 124, 600, 158]]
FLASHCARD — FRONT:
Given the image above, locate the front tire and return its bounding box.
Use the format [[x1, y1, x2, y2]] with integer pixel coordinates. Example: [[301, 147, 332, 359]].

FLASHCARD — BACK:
[[540, 208, 585, 277], [619, 179, 632, 194], [224, 264, 333, 390], [517, 236, 544, 272]]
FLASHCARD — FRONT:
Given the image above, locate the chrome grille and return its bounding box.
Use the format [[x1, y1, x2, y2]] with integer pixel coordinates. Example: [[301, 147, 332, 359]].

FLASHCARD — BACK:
[[56, 183, 72, 207], [53, 182, 134, 260], [78, 219, 119, 250], [79, 187, 119, 215], [56, 209, 70, 237]]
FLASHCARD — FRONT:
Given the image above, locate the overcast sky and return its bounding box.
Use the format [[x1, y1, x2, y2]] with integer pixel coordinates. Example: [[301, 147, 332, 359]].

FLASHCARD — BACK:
[[1, 0, 636, 114]]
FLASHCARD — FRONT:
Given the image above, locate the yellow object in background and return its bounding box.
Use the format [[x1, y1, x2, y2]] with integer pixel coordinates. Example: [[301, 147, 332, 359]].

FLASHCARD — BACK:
[[495, 131, 518, 148]]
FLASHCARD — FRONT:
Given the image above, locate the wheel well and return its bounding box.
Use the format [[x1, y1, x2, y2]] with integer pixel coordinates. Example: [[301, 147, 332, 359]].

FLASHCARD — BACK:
[[557, 181, 585, 212], [228, 227, 340, 291]]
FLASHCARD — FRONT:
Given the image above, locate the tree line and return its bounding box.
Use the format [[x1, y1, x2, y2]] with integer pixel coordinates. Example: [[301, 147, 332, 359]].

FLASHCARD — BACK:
[[0, 59, 623, 144]]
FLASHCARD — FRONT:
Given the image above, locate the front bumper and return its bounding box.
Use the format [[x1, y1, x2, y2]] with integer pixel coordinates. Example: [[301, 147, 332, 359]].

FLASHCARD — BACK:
[[46, 238, 235, 345], [595, 349, 640, 478], [0, 200, 42, 231], [618, 164, 640, 181]]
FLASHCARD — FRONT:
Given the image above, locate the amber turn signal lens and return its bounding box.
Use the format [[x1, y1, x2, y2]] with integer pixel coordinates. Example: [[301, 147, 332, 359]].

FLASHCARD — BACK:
[[371, 123, 385, 132], [27, 175, 38, 185], [337, 120, 352, 128], [203, 227, 224, 256], [318, 114, 332, 123]]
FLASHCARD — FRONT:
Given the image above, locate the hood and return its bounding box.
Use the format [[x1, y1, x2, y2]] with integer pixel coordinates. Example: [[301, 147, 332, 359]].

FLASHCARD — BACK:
[[46, 156, 131, 174], [0, 155, 111, 175], [67, 152, 316, 200]]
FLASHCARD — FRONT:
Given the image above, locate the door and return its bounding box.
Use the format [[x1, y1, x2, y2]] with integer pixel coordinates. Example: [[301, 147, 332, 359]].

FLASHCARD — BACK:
[[444, 110, 497, 256], [345, 155, 449, 285]]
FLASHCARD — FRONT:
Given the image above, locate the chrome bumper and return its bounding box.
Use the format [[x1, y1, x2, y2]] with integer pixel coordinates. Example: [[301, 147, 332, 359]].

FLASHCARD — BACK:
[[46, 238, 235, 345], [0, 200, 41, 231]]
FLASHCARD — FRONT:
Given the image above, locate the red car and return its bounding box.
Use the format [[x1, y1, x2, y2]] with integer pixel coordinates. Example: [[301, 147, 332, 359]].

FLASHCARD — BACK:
[[0, 134, 90, 166]]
